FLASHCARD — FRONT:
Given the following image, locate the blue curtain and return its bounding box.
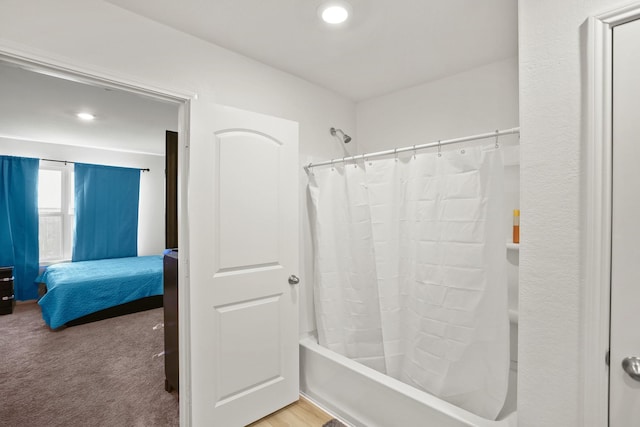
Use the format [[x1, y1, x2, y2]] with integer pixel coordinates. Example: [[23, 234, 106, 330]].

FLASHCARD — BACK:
[[73, 163, 140, 262], [0, 156, 40, 301]]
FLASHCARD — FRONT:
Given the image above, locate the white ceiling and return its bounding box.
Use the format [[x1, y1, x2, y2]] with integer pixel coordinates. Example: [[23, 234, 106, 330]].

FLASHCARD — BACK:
[[106, 0, 518, 101], [0, 61, 178, 155]]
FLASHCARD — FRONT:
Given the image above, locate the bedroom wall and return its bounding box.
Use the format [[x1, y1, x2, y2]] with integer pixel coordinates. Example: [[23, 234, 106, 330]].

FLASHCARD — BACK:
[[0, 136, 166, 256]]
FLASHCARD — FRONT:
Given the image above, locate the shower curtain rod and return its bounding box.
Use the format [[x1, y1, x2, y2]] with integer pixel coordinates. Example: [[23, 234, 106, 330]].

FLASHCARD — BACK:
[[41, 158, 150, 172], [304, 127, 520, 171]]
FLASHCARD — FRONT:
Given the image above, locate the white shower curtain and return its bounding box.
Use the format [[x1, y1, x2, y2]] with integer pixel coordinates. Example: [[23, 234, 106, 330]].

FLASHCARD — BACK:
[[308, 164, 387, 372], [309, 145, 509, 420]]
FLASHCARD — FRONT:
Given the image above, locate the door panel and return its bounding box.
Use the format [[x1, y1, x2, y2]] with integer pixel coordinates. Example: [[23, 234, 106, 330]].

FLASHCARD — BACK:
[[188, 101, 299, 426], [216, 131, 280, 270], [215, 295, 282, 402], [611, 17, 640, 426]]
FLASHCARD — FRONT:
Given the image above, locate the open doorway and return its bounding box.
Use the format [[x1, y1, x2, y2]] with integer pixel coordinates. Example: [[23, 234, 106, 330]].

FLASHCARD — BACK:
[[0, 58, 185, 425]]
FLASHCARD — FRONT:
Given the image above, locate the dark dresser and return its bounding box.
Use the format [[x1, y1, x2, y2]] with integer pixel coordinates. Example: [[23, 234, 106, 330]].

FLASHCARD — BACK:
[[163, 249, 179, 393], [0, 266, 15, 315]]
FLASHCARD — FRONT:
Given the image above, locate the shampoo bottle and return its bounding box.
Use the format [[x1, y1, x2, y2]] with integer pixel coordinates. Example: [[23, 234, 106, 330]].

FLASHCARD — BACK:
[[513, 209, 520, 244]]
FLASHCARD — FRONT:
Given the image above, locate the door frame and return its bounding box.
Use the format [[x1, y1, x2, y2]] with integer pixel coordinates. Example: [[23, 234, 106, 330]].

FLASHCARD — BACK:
[[586, 3, 640, 426], [0, 43, 195, 426]]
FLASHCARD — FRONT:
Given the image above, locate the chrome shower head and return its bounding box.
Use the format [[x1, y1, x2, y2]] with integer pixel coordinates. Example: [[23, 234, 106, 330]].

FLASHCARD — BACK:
[[330, 127, 352, 143]]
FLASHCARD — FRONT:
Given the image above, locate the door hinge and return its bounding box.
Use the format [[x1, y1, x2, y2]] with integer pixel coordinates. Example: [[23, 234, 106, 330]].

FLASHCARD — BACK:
[[606, 350, 610, 366]]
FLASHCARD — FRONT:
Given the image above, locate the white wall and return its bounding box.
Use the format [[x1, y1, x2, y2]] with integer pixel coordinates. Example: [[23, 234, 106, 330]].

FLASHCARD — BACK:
[[356, 57, 520, 153], [519, 0, 627, 426], [0, 137, 166, 256]]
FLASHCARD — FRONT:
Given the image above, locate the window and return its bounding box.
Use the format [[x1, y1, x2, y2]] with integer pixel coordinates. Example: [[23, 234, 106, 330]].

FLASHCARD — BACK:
[[38, 163, 74, 263]]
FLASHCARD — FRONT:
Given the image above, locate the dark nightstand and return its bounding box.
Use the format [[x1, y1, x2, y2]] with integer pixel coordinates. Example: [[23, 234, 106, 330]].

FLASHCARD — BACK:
[[0, 266, 15, 315]]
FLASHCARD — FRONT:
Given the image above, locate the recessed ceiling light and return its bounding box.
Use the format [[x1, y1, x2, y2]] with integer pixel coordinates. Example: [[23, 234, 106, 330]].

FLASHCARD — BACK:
[[319, 2, 350, 24], [76, 112, 95, 121]]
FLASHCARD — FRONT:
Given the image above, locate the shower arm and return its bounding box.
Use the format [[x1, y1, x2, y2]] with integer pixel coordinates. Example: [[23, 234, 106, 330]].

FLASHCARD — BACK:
[[305, 127, 520, 171], [330, 127, 352, 143]]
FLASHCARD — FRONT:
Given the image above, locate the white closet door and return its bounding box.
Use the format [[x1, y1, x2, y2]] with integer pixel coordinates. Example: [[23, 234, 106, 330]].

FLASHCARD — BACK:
[[188, 102, 299, 426], [611, 17, 640, 427]]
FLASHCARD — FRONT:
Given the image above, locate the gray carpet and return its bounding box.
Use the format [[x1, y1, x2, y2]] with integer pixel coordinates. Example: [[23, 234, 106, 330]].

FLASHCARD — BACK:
[[0, 302, 179, 427]]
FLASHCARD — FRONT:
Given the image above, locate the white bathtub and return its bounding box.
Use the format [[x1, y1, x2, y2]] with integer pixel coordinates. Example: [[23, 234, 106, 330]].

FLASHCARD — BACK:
[[300, 335, 518, 427]]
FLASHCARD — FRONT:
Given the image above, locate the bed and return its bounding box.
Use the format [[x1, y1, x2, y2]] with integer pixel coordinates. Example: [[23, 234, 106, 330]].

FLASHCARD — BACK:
[[37, 255, 163, 329]]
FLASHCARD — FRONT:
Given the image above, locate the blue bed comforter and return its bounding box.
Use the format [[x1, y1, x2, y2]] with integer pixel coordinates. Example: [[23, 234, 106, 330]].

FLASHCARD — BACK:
[[37, 255, 163, 329]]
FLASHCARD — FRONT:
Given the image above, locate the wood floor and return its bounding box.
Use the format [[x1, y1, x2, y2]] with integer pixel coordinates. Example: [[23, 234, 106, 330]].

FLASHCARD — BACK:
[[248, 396, 335, 427]]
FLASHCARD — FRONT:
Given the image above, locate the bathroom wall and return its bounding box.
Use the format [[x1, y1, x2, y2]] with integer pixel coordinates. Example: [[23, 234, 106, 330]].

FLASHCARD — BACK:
[[519, 0, 626, 425], [0, 136, 166, 256], [356, 57, 519, 154]]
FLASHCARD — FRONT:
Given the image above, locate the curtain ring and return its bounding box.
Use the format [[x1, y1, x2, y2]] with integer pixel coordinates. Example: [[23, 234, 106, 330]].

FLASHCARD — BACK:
[[306, 162, 314, 175], [437, 140, 442, 157], [495, 129, 500, 149], [394, 148, 398, 161], [413, 145, 417, 159], [331, 159, 335, 170]]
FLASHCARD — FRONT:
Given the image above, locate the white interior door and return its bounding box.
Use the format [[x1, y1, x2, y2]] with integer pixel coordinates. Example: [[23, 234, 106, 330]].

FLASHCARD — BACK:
[[188, 101, 299, 426], [610, 17, 640, 426]]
